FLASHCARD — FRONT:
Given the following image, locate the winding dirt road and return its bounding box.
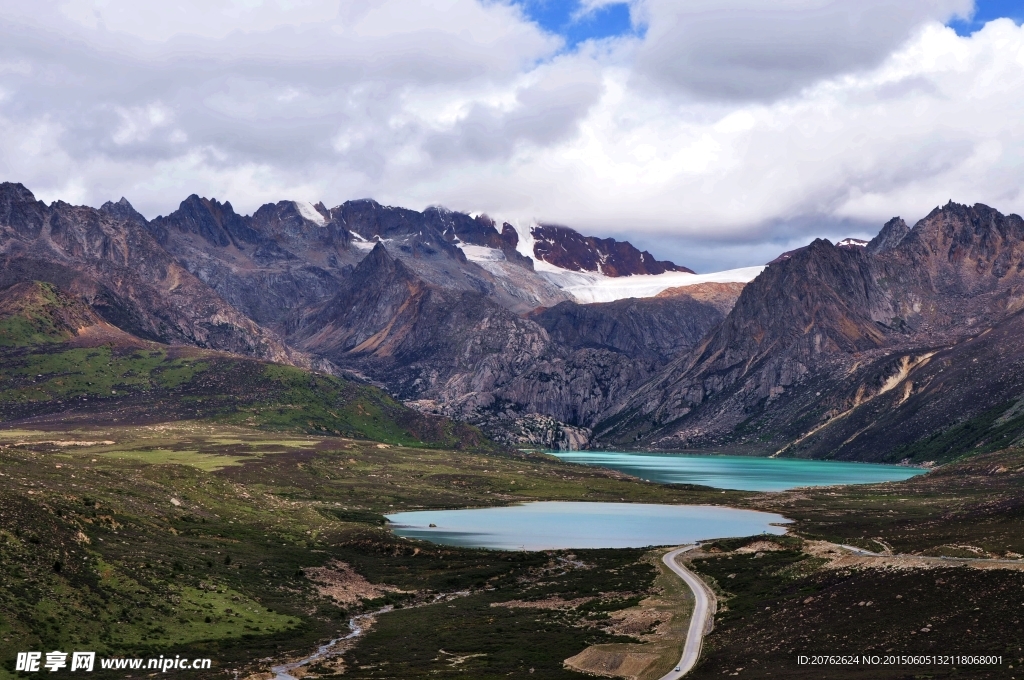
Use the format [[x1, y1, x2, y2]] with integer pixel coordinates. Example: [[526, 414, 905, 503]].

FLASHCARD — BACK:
[[658, 546, 715, 679]]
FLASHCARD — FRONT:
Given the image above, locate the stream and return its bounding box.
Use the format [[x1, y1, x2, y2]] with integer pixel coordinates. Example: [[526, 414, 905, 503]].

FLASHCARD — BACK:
[[268, 591, 470, 679], [270, 606, 392, 680]]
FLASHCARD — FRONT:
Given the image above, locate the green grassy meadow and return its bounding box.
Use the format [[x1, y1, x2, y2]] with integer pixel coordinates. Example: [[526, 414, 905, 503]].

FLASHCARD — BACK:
[[0, 424, 736, 679]]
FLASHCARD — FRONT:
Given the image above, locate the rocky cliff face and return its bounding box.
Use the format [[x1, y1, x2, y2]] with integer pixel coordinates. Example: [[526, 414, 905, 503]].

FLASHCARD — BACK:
[[3, 180, 729, 449], [144, 195, 353, 332], [0, 183, 299, 364], [596, 202, 1024, 461], [276, 240, 732, 448], [530, 290, 734, 364], [31, 179, 1024, 461], [530, 224, 694, 276], [773, 306, 1024, 463], [289, 243, 551, 395]]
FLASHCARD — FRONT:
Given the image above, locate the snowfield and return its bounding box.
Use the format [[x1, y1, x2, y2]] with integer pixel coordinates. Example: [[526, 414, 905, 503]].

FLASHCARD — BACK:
[[541, 266, 765, 304], [456, 241, 764, 304], [295, 200, 326, 226]]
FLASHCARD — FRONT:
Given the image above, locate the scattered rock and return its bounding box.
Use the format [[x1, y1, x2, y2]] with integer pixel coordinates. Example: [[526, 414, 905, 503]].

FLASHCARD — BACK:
[[302, 560, 403, 606]]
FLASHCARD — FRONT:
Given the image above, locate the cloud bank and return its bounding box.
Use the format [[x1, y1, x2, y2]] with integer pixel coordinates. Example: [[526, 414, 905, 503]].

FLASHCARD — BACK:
[[0, 0, 1021, 270]]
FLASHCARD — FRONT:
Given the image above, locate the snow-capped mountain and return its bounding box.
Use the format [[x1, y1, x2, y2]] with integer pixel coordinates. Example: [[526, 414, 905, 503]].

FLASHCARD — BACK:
[[459, 239, 762, 304], [525, 224, 693, 276], [768, 236, 868, 265], [6, 181, 1024, 459], [1, 183, 755, 448], [836, 237, 868, 248], [456, 221, 762, 305]]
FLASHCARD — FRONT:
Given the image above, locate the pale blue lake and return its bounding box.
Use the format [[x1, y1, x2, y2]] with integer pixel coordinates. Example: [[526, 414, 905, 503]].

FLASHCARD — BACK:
[[385, 501, 790, 550], [548, 451, 927, 492]]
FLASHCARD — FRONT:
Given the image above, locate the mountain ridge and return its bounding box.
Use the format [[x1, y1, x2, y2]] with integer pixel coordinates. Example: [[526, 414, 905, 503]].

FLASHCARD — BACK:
[[1, 181, 728, 449], [8, 179, 1024, 462], [0, 278, 494, 449], [0, 183, 307, 366], [595, 201, 1024, 462]]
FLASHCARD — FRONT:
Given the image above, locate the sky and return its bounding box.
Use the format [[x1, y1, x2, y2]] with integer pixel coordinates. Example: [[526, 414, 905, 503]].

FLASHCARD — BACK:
[[1, 1, 1023, 272]]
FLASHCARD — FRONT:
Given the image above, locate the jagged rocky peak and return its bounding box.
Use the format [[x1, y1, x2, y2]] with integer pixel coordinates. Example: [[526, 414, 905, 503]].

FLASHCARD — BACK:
[[769, 236, 866, 265], [250, 200, 341, 243], [0, 180, 36, 203], [598, 202, 1024, 450], [289, 239, 433, 358], [151, 194, 262, 248], [866, 216, 910, 254], [352, 240, 407, 281], [432, 209, 533, 266], [422, 206, 498, 246], [254, 199, 326, 227], [0, 181, 46, 237], [330, 198, 427, 240], [0, 182, 298, 362], [334, 200, 496, 246], [529, 223, 694, 276], [99, 197, 149, 228], [907, 201, 1024, 260], [500, 222, 519, 248], [324, 199, 534, 269], [731, 238, 889, 354]]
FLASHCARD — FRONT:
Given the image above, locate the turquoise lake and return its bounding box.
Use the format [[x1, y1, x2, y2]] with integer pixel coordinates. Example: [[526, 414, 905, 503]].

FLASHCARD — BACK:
[[385, 501, 790, 550], [547, 451, 927, 492]]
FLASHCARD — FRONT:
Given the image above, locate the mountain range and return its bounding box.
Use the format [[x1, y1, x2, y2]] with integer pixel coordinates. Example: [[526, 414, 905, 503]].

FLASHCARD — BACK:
[[3, 180, 1024, 462]]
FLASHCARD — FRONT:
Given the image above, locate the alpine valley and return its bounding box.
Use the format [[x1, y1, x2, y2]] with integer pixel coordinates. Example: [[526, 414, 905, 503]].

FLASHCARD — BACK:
[[4, 181, 1024, 463], [5, 181, 1024, 680]]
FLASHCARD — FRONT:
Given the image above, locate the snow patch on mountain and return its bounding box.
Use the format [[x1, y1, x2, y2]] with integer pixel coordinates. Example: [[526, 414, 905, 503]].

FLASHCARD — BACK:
[[351, 234, 394, 252], [455, 242, 572, 308], [541, 266, 765, 304], [458, 235, 762, 304], [459, 244, 507, 262], [295, 200, 326, 226]]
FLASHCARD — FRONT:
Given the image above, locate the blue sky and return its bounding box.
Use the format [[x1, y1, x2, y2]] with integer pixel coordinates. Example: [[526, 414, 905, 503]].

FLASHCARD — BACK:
[[511, 0, 1024, 45], [951, 0, 1024, 34], [509, 1, 635, 49]]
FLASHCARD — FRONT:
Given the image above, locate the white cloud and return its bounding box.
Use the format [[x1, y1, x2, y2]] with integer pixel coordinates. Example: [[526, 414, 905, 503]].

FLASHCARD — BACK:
[[57, 0, 341, 40], [111, 103, 175, 145], [1, 1, 1024, 270], [418, 19, 1024, 239], [631, 0, 973, 100]]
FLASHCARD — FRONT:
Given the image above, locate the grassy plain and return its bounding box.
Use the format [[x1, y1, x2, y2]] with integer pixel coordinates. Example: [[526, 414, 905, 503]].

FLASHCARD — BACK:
[[0, 424, 739, 679], [685, 447, 1024, 679], [687, 542, 1024, 679], [762, 447, 1024, 556], [6, 423, 1024, 679], [0, 324, 494, 451]]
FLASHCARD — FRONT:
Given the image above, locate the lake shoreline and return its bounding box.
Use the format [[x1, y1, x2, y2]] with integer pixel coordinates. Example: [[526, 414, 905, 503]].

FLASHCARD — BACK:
[[544, 450, 927, 492], [386, 501, 791, 551]]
